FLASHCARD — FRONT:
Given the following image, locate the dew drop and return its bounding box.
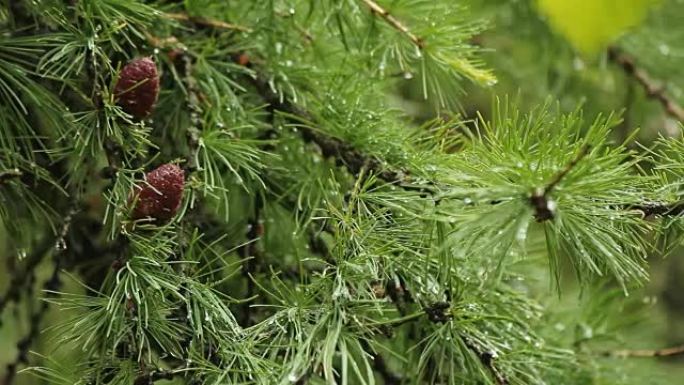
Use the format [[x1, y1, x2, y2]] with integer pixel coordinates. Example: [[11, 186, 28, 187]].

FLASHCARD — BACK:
[[659, 43, 671, 56], [56, 239, 67, 251]]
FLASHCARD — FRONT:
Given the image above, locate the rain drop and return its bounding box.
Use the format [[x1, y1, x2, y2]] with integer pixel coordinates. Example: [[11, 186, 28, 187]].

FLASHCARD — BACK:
[[659, 43, 671, 56]]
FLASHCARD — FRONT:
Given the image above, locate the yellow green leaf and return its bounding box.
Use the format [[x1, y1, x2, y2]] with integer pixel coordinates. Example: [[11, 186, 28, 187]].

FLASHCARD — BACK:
[[536, 0, 660, 54]]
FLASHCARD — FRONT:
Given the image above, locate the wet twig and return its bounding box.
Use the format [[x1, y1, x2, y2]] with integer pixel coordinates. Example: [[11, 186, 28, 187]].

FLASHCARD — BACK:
[[165, 12, 251, 32], [608, 46, 684, 122], [360, 0, 424, 48], [2, 208, 77, 385], [601, 344, 684, 358]]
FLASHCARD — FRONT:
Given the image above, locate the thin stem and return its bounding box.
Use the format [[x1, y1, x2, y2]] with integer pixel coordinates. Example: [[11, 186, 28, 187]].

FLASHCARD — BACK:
[[461, 338, 508, 385], [2, 208, 76, 385], [543, 145, 590, 196], [165, 12, 251, 32], [0, 168, 22, 185], [239, 194, 264, 327], [360, 0, 425, 49], [133, 369, 183, 385], [608, 46, 684, 122], [602, 344, 684, 358], [179, 52, 202, 174], [630, 201, 684, 218], [0, 239, 54, 322], [367, 311, 425, 328], [359, 340, 403, 385]]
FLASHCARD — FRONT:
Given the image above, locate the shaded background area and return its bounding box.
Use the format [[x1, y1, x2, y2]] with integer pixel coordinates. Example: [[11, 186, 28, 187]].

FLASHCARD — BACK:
[[2, 0, 684, 383]]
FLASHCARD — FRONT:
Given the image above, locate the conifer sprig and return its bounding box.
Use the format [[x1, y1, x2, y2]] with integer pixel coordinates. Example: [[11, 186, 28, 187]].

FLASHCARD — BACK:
[[3, 1, 684, 385]]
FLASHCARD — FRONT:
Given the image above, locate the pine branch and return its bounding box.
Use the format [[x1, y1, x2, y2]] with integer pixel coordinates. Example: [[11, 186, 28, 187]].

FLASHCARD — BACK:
[[526, 144, 684, 220], [373, 299, 506, 385], [87, 32, 119, 180], [360, 0, 425, 49], [151, 20, 427, 197], [608, 46, 684, 122], [601, 344, 684, 358], [249, 75, 419, 189]]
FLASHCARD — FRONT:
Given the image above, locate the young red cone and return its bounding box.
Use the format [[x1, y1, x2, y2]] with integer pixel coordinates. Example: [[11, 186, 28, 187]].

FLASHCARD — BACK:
[[114, 57, 160, 120], [132, 163, 185, 221]]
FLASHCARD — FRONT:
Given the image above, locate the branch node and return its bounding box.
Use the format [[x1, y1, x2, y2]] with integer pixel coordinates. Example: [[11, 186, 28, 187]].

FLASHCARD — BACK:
[[531, 145, 589, 221]]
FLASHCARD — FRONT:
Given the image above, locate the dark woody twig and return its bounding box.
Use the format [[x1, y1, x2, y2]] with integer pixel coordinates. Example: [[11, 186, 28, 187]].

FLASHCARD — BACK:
[[608, 46, 684, 122], [2, 208, 77, 385], [248, 74, 420, 190], [462, 338, 508, 385], [133, 369, 183, 385], [629, 201, 684, 218], [146, 32, 202, 176], [164, 12, 251, 32], [178, 51, 202, 175], [601, 344, 684, 358], [359, 340, 402, 385], [238, 194, 264, 327], [360, 0, 425, 49], [0, 238, 54, 324]]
